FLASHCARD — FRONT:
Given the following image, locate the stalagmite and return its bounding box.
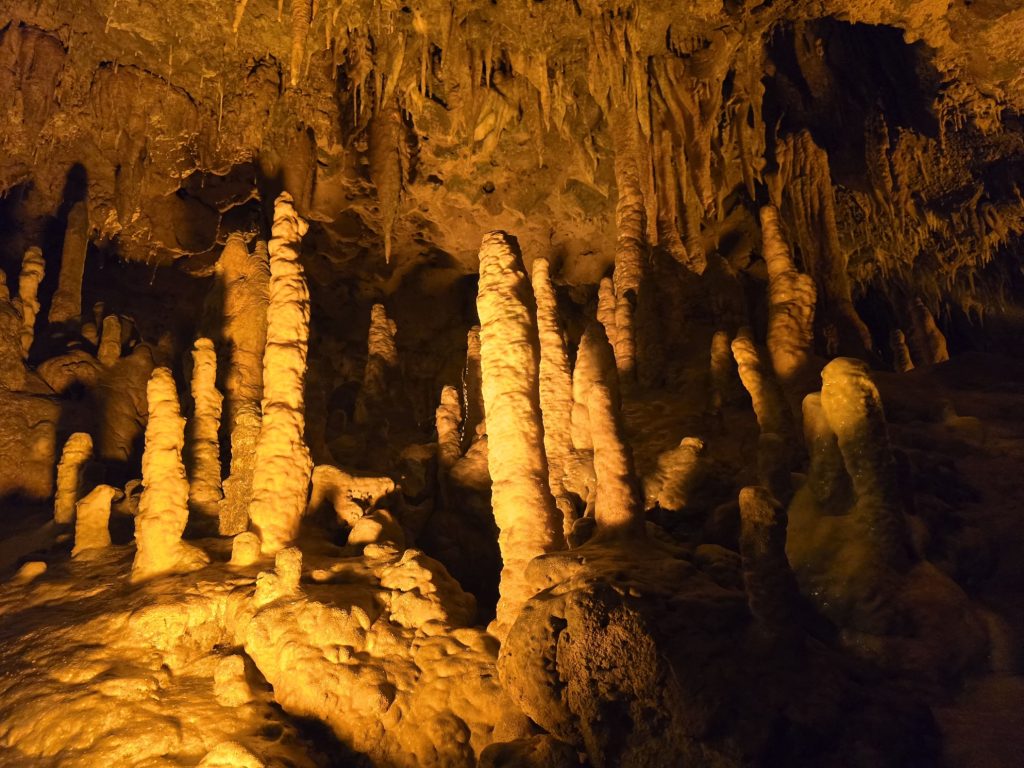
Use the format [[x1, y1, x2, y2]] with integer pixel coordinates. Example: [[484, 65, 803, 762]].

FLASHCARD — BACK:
[[217, 234, 269, 536], [436, 384, 462, 472], [531, 256, 576, 538], [97, 315, 122, 366], [72, 484, 120, 557], [230, 531, 262, 566], [708, 329, 734, 416], [307, 465, 395, 527], [908, 298, 949, 366], [819, 358, 911, 570], [609, 103, 646, 382], [54, 432, 92, 525], [461, 326, 484, 450], [132, 367, 209, 581], [355, 303, 399, 425], [476, 231, 561, 635], [731, 329, 795, 441], [248, 193, 313, 554], [48, 200, 89, 326], [0, 274, 25, 390], [15, 247, 44, 358], [890, 329, 915, 373], [596, 276, 618, 355], [187, 338, 223, 518], [760, 205, 816, 388], [801, 392, 849, 508], [738, 486, 801, 629], [574, 323, 644, 539]]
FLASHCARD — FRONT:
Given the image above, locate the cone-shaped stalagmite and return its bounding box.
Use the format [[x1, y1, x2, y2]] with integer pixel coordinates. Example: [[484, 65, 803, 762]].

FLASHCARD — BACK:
[[187, 338, 222, 518], [731, 329, 795, 441], [761, 205, 816, 388], [72, 484, 120, 557], [355, 303, 399, 425], [890, 329, 914, 373], [97, 315, 122, 366], [49, 200, 89, 326], [54, 432, 92, 524], [15, 247, 44, 358], [249, 193, 313, 554], [531, 256, 576, 539], [217, 234, 269, 536], [908, 298, 949, 366], [476, 231, 561, 636], [739, 486, 802, 629], [132, 367, 209, 581], [574, 323, 645, 539], [436, 384, 462, 473]]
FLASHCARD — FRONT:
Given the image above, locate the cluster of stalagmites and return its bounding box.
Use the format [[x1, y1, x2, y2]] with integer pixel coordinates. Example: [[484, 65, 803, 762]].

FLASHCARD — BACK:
[[4, 173, 987, 768]]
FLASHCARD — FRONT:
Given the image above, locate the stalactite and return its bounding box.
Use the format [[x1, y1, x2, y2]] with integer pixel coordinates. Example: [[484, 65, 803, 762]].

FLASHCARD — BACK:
[[368, 102, 404, 264], [908, 298, 949, 366], [131, 367, 209, 581], [574, 323, 644, 540], [48, 200, 89, 326], [608, 103, 646, 382], [461, 325, 484, 451], [15, 247, 44, 358], [731, 329, 795, 442], [761, 205, 816, 389], [231, 0, 249, 34], [217, 235, 269, 537], [738, 486, 801, 630], [819, 358, 911, 571], [476, 231, 560, 636], [187, 338, 223, 519], [770, 131, 872, 358], [355, 303, 399, 425], [54, 432, 92, 525], [97, 315, 122, 366], [72, 484, 119, 557], [289, 0, 312, 88], [436, 384, 462, 472], [249, 193, 313, 554], [531, 256, 575, 540], [890, 329, 914, 373]]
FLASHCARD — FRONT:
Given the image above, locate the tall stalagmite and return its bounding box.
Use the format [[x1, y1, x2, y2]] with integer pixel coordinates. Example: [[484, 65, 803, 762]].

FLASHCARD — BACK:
[[54, 432, 92, 525], [476, 231, 561, 636], [731, 329, 795, 441], [355, 303, 399, 425], [249, 193, 313, 554], [461, 325, 484, 450], [217, 234, 270, 536], [574, 323, 645, 539], [97, 315, 122, 366], [436, 384, 463, 473], [132, 367, 209, 581], [760, 205, 816, 388], [531, 256, 575, 538], [15, 247, 44, 358], [187, 338, 223, 518], [48, 200, 89, 326]]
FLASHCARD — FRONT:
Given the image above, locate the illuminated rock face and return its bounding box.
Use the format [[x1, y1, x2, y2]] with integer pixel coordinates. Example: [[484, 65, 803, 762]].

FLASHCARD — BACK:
[[476, 231, 561, 636], [249, 193, 313, 554]]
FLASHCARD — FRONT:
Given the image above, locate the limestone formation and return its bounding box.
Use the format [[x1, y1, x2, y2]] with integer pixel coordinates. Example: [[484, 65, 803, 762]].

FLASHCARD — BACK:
[[187, 338, 223, 518], [531, 256, 576, 538], [436, 384, 462, 472], [760, 205, 816, 389], [217, 234, 270, 536], [890, 329, 915, 373], [230, 531, 262, 566], [15, 247, 44, 358], [54, 432, 92, 525], [476, 231, 561, 634], [307, 464, 395, 527], [731, 329, 795, 442], [908, 298, 950, 366], [574, 323, 644, 539], [462, 325, 484, 450], [249, 194, 313, 554], [738, 486, 801, 629], [72, 484, 120, 557], [131, 367, 209, 581], [0, 273, 25, 390], [97, 315, 122, 366], [355, 303, 399, 425], [596, 276, 618, 360], [48, 200, 89, 326], [708, 329, 734, 416], [95, 343, 155, 462], [644, 437, 705, 512]]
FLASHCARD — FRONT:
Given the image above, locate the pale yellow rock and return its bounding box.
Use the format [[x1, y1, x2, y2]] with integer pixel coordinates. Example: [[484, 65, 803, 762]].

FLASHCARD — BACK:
[[131, 367, 209, 581], [249, 194, 313, 553], [644, 437, 705, 511], [49, 200, 88, 325], [308, 464, 396, 526], [254, 547, 303, 608], [575, 323, 644, 539], [761, 205, 816, 387], [54, 432, 92, 525], [230, 531, 263, 566], [731, 329, 794, 440], [596, 275, 618, 355], [348, 509, 405, 549], [72, 484, 119, 557], [476, 231, 561, 635], [436, 384, 463, 471], [198, 742, 264, 768], [98, 315, 123, 366], [188, 338, 223, 518], [355, 303, 399, 425], [15, 246, 44, 358], [10, 560, 46, 585], [218, 234, 269, 536], [214, 655, 254, 707]]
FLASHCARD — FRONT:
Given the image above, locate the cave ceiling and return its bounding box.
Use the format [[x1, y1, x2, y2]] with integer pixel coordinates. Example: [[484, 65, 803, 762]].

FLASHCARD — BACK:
[[1, 0, 1022, 306]]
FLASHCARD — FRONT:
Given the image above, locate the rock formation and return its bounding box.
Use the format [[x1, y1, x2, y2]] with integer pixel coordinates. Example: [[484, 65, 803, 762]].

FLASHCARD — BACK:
[[48, 200, 89, 327], [54, 432, 92, 525], [187, 337, 223, 519], [354, 303, 399, 425], [97, 315, 122, 366], [15, 246, 44, 358], [72, 483, 120, 557]]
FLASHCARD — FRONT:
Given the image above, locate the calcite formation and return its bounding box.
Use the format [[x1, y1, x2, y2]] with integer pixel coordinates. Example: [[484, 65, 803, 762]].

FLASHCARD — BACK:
[[15, 246, 44, 358], [354, 303, 400, 425], [249, 194, 313, 554], [72, 483, 120, 557], [48, 200, 89, 327], [187, 337, 223, 519], [54, 432, 93, 525], [97, 314, 122, 366]]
